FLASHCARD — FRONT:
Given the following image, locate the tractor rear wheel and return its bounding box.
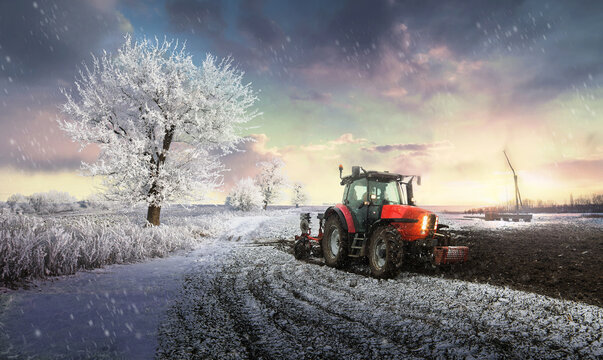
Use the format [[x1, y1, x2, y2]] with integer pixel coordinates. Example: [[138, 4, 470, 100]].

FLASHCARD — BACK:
[[322, 215, 348, 268], [368, 226, 402, 279]]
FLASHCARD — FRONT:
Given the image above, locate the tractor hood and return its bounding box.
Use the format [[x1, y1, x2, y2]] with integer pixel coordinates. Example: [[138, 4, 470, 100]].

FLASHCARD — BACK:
[[381, 204, 432, 220], [381, 205, 437, 241]]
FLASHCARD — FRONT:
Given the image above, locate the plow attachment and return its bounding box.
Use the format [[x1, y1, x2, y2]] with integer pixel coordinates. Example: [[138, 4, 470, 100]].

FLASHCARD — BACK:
[[432, 246, 469, 265]]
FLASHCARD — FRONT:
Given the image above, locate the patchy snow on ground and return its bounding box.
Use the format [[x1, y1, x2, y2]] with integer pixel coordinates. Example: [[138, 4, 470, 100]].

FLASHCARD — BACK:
[[158, 212, 603, 360]]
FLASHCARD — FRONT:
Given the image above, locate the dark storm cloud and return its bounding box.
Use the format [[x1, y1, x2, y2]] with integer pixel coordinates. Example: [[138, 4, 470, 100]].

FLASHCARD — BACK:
[[165, 0, 227, 36], [265, 0, 602, 107], [0, 0, 128, 84], [363, 141, 452, 153], [163, 0, 603, 109], [315, 1, 524, 62], [165, 0, 283, 72], [289, 90, 332, 104], [508, 1, 603, 104], [238, 0, 284, 45]]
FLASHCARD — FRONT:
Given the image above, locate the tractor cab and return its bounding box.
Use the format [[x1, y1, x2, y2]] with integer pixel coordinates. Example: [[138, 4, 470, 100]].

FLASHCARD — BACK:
[[340, 166, 419, 233]]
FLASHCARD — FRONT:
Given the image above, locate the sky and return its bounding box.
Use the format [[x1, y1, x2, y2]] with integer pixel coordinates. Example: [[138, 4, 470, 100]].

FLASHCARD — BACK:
[[0, 0, 602, 207]]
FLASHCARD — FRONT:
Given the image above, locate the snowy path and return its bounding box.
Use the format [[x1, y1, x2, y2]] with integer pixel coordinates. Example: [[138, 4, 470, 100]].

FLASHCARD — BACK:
[[0, 215, 269, 359]]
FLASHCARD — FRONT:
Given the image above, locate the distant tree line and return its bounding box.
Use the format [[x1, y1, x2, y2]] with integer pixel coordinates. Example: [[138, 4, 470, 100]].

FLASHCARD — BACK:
[[465, 193, 603, 214]]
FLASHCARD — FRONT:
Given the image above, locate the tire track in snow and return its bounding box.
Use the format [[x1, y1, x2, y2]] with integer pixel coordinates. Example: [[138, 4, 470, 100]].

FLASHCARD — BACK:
[[241, 264, 406, 359], [246, 264, 414, 357]]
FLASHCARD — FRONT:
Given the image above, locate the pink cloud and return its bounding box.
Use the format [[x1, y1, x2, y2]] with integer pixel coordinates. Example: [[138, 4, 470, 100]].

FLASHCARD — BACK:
[[456, 60, 484, 74], [428, 46, 453, 60], [330, 133, 367, 145], [220, 133, 285, 189], [535, 158, 603, 186], [381, 87, 408, 99], [2, 107, 99, 171], [301, 133, 367, 151]]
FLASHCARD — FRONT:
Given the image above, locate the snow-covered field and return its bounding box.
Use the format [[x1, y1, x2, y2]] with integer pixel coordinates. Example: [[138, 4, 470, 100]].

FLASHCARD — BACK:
[[157, 211, 602, 359], [1, 208, 601, 359]]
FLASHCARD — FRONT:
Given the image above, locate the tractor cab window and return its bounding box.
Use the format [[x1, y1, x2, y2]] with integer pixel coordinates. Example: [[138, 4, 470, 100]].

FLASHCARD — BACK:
[[346, 178, 367, 208], [368, 180, 405, 205]]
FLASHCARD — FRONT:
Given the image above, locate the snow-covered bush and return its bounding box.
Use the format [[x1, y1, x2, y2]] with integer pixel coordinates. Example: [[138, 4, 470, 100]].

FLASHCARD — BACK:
[[0, 209, 199, 285], [6, 191, 76, 214], [6, 193, 33, 213], [27, 191, 77, 214], [225, 178, 263, 211]]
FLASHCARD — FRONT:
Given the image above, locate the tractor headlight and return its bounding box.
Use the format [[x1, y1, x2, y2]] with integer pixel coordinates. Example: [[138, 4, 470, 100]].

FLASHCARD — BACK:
[[434, 215, 438, 230], [421, 215, 428, 232]]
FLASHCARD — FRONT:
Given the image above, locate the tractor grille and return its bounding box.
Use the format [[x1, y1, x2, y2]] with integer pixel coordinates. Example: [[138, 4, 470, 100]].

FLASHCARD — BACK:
[[428, 214, 437, 230]]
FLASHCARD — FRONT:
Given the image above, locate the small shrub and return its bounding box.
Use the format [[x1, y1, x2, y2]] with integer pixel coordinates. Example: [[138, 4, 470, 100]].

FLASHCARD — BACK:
[[28, 191, 77, 214], [225, 178, 263, 211], [6, 193, 33, 214]]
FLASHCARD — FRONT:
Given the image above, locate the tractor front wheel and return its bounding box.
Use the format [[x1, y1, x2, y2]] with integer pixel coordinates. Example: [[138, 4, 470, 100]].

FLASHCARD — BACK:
[[322, 215, 348, 268], [368, 226, 402, 279]]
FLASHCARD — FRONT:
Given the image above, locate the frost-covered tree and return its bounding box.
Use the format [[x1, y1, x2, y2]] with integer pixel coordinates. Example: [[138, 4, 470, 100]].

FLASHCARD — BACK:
[[291, 182, 308, 208], [255, 158, 286, 210], [225, 178, 263, 211], [60, 35, 257, 225]]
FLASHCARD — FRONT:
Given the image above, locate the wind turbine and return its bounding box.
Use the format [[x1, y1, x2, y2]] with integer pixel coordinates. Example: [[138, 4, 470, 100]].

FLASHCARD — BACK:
[[503, 150, 523, 213]]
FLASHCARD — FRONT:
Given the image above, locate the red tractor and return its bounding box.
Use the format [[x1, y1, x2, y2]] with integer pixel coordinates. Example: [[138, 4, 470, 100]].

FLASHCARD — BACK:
[[294, 165, 468, 278]]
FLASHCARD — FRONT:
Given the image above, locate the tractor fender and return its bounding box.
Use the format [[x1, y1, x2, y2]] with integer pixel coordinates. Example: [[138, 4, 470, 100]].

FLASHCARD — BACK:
[[324, 205, 356, 233]]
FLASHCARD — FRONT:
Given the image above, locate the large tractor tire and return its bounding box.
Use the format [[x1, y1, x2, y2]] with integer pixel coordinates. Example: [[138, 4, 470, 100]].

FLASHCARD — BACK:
[[368, 225, 402, 279], [322, 215, 348, 269]]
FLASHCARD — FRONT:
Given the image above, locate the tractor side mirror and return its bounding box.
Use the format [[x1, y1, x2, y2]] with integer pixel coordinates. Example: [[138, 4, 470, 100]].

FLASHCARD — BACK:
[[417, 176, 421, 186], [352, 166, 360, 177]]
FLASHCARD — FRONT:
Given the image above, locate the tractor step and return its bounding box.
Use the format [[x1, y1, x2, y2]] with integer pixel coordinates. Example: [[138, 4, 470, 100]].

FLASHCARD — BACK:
[[349, 234, 366, 257]]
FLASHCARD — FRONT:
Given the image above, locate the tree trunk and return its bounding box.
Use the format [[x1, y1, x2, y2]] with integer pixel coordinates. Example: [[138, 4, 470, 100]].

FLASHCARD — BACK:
[[147, 205, 161, 226], [263, 201, 268, 210], [144, 125, 175, 226]]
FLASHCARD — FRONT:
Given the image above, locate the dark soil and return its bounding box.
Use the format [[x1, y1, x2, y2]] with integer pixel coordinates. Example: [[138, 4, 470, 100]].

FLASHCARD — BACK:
[[413, 224, 603, 307]]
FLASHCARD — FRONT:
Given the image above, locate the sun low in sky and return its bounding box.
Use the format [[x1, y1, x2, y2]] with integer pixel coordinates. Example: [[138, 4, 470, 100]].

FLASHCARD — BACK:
[[0, 0, 601, 206]]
